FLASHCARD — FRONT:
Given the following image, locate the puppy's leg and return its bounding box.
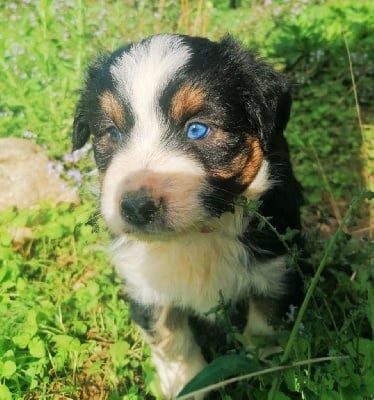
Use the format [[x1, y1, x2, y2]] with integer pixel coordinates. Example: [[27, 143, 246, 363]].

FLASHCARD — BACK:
[[244, 299, 274, 338], [244, 297, 292, 361], [130, 302, 206, 399]]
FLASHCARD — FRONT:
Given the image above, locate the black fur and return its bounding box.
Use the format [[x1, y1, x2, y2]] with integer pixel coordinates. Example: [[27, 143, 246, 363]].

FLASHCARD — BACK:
[[73, 34, 304, 398]]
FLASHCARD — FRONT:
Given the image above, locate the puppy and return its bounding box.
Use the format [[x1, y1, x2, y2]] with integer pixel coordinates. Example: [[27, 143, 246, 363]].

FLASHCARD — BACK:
[[73, 34, 303, 399]]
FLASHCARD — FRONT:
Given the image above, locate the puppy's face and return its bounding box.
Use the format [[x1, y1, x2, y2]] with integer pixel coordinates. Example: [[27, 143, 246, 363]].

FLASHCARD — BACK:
[[73, 35, 291, 237]]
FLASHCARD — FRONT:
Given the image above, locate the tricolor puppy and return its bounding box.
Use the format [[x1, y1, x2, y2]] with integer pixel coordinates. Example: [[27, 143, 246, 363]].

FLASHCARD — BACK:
[[73, 34, 303, 399]]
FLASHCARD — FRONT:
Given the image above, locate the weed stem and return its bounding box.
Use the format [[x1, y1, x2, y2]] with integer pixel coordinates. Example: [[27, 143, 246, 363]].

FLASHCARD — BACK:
[[267, 194, 362, 400]]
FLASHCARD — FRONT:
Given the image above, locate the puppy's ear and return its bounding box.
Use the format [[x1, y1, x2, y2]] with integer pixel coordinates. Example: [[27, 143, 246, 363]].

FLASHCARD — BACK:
[[273, 85, 292, 134], [72, 96, 90, 151], [222, 35, 292, 152], [72, 52, 111, 151], [258, 74, 293, 154]]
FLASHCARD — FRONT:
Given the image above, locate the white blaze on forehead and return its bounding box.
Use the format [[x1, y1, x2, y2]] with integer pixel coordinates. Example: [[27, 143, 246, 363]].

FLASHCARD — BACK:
[[109, 34, 191, 168], [110, 34, 191, 121], [101, 36, 205, 235]]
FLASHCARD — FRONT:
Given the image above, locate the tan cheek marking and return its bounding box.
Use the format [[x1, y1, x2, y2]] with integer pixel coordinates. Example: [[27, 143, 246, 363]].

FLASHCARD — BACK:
[[100, 91, 124, 127], [210, 151, 249, 180], [171, 84, 205, 121], [240, 137, 263, 185], [210, 137, 263, 185]]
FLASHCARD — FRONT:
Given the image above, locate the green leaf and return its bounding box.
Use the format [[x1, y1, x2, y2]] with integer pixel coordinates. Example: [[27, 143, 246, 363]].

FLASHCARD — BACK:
[[25, 310, 39, 337], [72, 320, 87, 335], [29, 337, 46, 358], [0, 384, 12, 400], [12, 333, 32, 349], [177, 354, 261, 397], [53, 335, 81, 352], [39, 223, 65, 239], [110, 340, 130, 368], [87, 360, 104, 375], [1, 360, 16, 378]]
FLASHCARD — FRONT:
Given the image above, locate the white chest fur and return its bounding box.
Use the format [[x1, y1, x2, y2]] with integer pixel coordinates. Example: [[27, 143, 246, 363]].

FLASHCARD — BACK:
[[111, 231, 287, 315]]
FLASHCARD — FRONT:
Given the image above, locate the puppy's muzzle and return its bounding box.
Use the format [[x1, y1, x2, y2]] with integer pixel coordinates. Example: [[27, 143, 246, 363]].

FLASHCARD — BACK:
[[120, 190, 161, 228]]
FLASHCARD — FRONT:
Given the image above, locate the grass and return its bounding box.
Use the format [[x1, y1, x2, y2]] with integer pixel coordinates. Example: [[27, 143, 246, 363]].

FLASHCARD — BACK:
[[0, 0, 373, 399]]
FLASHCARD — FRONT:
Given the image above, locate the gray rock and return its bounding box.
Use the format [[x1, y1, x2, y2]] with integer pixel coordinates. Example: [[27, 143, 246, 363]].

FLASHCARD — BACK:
[[0, 138, 79, 210]]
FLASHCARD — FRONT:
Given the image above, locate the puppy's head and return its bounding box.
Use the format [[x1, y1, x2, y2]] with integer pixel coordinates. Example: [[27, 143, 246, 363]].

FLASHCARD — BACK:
[[73, 34, 292, 237]]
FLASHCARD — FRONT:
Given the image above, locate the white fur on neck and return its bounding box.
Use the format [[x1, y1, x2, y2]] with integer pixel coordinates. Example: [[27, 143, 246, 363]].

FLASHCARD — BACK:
[[110, 158, 285, 314], [112, 221, 286, 316]]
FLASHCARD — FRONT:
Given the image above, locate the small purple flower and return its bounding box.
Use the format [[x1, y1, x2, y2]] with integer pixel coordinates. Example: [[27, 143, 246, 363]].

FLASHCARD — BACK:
[[47, 161, 56, 176], [47, 161, 63, 178], [78, 142, 92, 156], [23, 130, 36, 139], [63, 143, 92, 164], [55, 162, 64, 175], [66, 169, 83, 186], [63, 152, 75, 163]]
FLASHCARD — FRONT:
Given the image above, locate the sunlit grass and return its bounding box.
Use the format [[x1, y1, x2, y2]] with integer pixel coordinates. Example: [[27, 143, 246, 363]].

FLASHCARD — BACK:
[[0, 1, 373, 399]]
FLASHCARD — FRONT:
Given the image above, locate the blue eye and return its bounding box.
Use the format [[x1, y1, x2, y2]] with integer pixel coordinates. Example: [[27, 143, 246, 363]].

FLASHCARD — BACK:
[[187, 123, 210, 140], [108, 126, 123, 142]]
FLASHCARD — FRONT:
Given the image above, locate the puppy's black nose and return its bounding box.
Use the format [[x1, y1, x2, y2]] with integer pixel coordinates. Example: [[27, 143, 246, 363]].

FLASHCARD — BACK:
[[120, 192, 158, 227]]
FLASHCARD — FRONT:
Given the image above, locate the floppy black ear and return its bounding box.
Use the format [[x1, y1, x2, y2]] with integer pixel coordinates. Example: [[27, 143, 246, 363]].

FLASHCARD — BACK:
[[260, 81, 292, 154], [247, 71, 293, 154], [72, 96, 90, 151], [222, 35, 292, 152], [273, 86, 292, 134]]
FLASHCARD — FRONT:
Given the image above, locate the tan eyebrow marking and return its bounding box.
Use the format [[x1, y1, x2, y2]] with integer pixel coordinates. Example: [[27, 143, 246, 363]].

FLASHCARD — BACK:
[[171, 84, 206, 121], [100, 91, 124, 127]]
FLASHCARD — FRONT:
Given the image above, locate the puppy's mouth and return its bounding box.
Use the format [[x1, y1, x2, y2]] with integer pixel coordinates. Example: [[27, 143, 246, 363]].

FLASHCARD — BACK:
[[124, 226, 215, 242], [121, 222, 216, 242]]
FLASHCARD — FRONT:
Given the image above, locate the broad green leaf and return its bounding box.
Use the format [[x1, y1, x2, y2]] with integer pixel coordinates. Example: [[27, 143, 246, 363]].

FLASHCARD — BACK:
[[178, 354, 261, 397], [12, 333, 32, 349], [16, 277, 27, 291], [346, 338, 374, 358], [53, 335, 81, 352], [1, 360, 16, 378], [38, 223, 65, 239], [29, 337, 46, 358], [72, 320, 87, 335], [0, 384, 12, 400], [88, 360, 104, 375], [110, 340, 130, 367], [25, 310, 38, 337]]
